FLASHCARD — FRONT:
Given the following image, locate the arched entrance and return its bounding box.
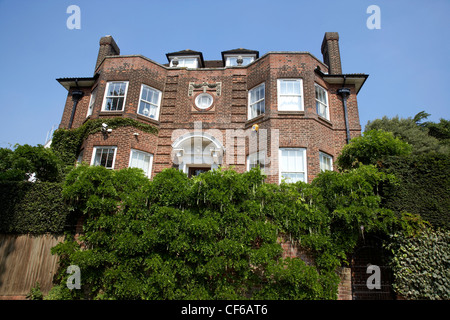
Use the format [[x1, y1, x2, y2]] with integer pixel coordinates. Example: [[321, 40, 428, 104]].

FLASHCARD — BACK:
[[350, 235, 395, 300], [172, 133, 224, 177]]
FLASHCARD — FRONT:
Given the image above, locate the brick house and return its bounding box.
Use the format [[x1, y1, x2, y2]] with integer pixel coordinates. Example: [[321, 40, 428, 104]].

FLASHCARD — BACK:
[[56, 32, 367, 183]]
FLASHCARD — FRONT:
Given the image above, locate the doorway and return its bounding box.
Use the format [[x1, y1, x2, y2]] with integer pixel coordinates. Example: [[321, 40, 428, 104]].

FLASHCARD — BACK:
[[188, 166, 210, 178]]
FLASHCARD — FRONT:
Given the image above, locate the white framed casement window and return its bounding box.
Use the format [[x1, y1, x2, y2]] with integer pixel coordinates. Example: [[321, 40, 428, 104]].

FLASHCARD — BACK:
[[319, 152, 333, 172], [225, 55, 255, 67], [102, 81, 128, 112], [129, 149, 153, 178], [138, 84, 162, 120], [277, 79, 304, 111], [87, 87, 97, 117], [315, 84, 329, 120], [279, 148, 307, 183], [91, 146, 117, 169], [170, 57, 198, 68], [247, 151, 266, 173], [248, 83, 265, 120]]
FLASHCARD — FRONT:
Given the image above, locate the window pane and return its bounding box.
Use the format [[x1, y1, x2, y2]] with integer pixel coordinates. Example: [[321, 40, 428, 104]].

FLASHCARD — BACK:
[[320, 153, 332, 171], [93, 149, 101, 166], [93, 147, 116, 169], [280, 96, 300, 110], [129, 150, 152, 177], [152, 91, 159, 104], [100, 149, 108, 167], [280, 148, 305, 183], [106, 149, 115, 168]]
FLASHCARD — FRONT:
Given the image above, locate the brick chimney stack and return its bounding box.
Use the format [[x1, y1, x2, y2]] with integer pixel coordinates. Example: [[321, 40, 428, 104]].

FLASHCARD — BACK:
[[321, 32, 342, 74], [95, 35, 120, 71]]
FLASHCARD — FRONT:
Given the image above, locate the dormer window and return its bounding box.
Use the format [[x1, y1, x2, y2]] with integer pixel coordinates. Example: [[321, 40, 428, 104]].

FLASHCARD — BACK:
[[166, 50, 204, 68], [225, 55, 255, 67], [170, 57, 199, 68], [221, 49, 259, 67]]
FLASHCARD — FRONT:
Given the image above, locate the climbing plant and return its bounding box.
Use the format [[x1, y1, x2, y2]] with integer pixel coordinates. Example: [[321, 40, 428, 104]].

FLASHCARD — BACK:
[[385, 228, 450, 300], [49, 164, 411, 300], [51, 118, 158, 167]]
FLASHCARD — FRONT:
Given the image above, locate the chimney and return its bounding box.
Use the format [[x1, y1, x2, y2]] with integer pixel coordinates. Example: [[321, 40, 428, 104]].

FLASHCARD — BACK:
[[95, 35, 120, 71], [321, 32, 342, 74]]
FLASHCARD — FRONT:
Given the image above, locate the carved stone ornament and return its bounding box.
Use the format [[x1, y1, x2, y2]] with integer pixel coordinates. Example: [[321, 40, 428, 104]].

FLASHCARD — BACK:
[[188, 82, 222, 96]]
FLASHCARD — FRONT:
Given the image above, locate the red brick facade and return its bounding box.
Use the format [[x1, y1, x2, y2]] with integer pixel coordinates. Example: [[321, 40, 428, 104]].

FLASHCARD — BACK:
[[57, 33, 367, 183]]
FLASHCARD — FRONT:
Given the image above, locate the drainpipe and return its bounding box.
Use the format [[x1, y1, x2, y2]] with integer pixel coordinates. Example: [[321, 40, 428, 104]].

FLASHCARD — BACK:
[[68, 89, 84, 129], [337, 87, 351, 144]]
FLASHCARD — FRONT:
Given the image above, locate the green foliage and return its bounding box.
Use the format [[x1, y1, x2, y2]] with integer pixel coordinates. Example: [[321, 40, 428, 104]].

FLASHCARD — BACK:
[[51, 118, 158, 167], [385, 228, 450, 300], [27, 282, 43, 300], [337, 130, 412, 170], [365, 113, 450, 155], [379, 153, 450, 230], [0, 181, 71, 234], [50, 164, 402, 300], [422, 118, 450, 148], [0, 144, 63, 182], [44, 284, 73, 300]]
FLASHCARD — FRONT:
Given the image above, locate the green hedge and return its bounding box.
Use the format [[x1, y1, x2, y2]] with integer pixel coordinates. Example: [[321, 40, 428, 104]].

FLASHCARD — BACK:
[[0, 181, 73, 234], [380, 153, 450, 230], [386, 229, 450, 299]]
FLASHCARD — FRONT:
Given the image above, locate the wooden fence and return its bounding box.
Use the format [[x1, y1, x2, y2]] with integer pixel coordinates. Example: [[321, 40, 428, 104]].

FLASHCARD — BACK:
[[0, 234, 64, 299]]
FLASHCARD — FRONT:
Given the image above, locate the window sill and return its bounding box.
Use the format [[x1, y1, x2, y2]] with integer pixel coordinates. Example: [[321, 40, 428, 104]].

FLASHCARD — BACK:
[[137, 113, 160, 125], [317, 115, 332, 127], [245, 114, 265, 127], [99, 111, 124, 117], [277, 110, 305, 115]]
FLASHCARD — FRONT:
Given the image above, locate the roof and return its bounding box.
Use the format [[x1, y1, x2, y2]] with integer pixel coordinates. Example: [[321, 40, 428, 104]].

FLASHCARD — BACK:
[[314, 67, 369, 94], [165, 49, 205, 67], [56, 74, 99, 91], [221, 48, 259, 59]]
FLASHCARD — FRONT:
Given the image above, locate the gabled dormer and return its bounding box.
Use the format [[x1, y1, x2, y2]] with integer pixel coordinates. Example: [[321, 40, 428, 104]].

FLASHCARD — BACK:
[[221, 48, 259, 67], [166, 49, 205, 68]]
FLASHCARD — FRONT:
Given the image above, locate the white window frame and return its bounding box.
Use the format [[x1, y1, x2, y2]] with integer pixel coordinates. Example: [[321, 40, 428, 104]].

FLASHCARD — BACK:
[[169, 56, 199, 68], [225, 54, 255, 67], [91, 146, 117, 169], [279, 148, 307, 184], [247, 151, 266, 173], [129, 149, 154, 178], [277, 79, 304, 111], [87, 87, 97, 117], [101, 81, 129, 112], [319, 151, 333, 172], [315, 84, 329, 120], [138, 84, 162, 120], [195, 93, 214, 109], [248, 83, 265, 120]]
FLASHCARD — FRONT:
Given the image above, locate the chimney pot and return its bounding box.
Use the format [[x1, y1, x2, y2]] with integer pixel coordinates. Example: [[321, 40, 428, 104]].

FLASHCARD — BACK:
[[95, 35, 120, 72], [321, 32, 342, 74]]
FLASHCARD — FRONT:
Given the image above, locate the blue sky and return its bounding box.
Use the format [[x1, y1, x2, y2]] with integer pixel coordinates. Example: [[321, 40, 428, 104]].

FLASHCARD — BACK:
[[0, 0, 448, 148]]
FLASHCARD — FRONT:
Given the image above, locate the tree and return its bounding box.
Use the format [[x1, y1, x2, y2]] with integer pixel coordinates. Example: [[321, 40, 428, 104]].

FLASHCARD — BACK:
[[365, 112, 449, 155], [0, 144, 63, 182], [336, 129, 412, 170]]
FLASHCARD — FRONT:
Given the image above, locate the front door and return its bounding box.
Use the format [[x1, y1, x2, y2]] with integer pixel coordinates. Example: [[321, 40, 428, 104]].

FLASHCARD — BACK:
[[188, 167, 210, 178]]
